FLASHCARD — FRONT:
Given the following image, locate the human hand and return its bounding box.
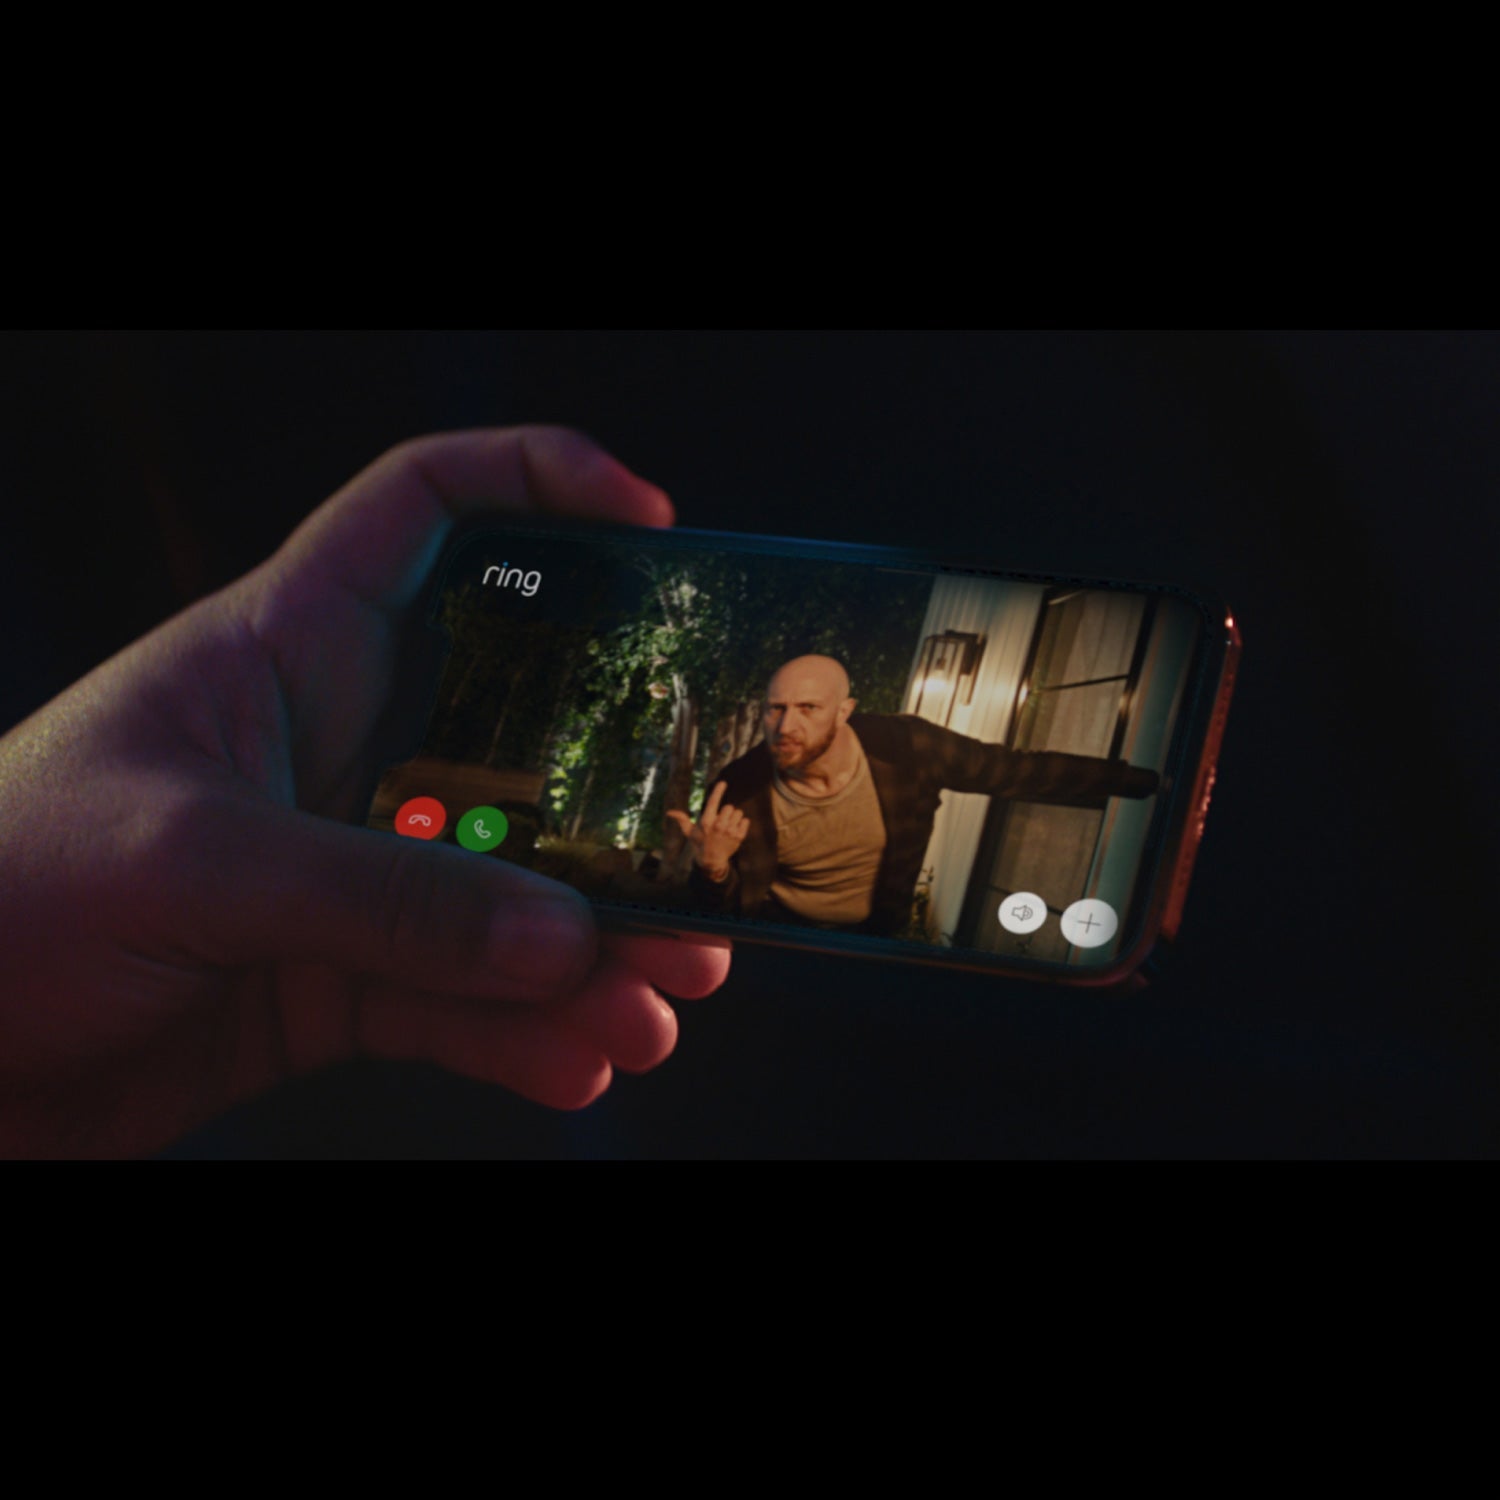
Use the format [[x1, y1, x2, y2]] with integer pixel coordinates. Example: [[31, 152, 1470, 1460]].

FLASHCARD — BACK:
[[0, 428, 732, 1158], [665, 781, 751, 883]]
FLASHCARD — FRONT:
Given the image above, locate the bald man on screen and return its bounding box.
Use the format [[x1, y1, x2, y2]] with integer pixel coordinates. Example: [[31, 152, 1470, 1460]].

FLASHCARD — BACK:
[[667, 654, 1159, 936]]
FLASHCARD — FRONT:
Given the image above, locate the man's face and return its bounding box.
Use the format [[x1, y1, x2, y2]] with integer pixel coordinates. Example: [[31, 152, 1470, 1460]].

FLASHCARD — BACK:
[[763, 663, 849, 773]]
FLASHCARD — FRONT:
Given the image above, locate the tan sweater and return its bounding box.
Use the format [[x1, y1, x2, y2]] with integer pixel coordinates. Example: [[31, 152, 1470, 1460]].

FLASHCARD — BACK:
[[769, 739, 888, 925]]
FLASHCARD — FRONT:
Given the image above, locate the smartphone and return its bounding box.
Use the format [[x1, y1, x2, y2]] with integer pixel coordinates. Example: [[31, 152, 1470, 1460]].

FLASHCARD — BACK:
[[362, 519, 1239, 989]]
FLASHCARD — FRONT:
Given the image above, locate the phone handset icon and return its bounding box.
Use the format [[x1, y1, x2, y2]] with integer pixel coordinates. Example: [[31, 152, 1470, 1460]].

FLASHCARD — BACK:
[[394, 796, 446, 841], [457, 806, 509, 852]]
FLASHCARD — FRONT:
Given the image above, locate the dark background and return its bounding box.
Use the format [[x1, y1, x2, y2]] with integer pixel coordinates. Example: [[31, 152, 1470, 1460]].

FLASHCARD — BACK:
[[1, 330, 1493, 1158]]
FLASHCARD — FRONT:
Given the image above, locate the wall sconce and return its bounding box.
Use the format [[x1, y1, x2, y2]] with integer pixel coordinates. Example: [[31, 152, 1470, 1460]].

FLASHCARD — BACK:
[[908, 631, 985, 726]]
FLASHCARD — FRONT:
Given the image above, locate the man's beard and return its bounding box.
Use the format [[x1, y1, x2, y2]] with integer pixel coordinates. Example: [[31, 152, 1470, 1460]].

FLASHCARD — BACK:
[[771, 720, 839, 774]]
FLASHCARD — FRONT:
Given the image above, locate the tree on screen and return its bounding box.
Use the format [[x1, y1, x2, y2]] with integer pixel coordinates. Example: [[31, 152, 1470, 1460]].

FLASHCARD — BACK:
[[432, 552, 931, 856], [551, 552, 931, 860]]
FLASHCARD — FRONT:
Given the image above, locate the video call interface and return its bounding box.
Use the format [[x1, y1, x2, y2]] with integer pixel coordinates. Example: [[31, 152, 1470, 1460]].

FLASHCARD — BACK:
[[366, 531, 1203, 966]]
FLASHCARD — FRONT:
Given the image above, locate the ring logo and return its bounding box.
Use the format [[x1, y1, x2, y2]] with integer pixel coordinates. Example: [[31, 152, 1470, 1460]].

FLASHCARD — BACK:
[[482, 563, 541, 597]]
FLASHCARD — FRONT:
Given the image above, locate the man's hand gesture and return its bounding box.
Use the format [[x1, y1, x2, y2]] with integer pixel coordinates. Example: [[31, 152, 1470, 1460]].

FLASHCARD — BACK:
[[666, 781, 750, 883]]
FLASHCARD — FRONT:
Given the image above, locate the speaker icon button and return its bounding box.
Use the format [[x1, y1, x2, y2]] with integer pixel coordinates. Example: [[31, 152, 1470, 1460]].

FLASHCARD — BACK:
[[998, 892, 1048, 935]]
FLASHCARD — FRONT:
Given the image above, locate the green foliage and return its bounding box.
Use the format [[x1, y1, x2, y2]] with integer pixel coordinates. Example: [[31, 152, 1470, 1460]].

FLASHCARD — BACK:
[[428, 585, 591, 771], [429, 548, 933, 848]]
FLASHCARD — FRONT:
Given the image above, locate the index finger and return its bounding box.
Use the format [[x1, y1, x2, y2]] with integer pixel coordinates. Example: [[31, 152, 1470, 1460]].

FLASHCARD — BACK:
[[270, 427, 675, 615], [703, 780, 727, 821]]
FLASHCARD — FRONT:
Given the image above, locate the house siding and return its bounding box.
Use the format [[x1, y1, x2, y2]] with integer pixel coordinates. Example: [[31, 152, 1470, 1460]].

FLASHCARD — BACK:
[[903, 575, 1047, 943]]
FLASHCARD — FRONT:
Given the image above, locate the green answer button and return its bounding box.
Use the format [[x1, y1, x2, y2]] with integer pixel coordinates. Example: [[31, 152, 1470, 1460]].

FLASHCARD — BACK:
[[456, 806, 509, 853]]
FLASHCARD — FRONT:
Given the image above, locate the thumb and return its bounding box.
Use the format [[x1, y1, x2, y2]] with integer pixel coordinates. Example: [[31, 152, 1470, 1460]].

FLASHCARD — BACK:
[[176, 802, 596, 1002], [664, 810, 695, 836]]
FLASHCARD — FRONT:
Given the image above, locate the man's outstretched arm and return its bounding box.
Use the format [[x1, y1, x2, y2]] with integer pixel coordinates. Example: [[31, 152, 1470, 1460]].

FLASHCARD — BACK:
[[911, 715, 1160, 804]]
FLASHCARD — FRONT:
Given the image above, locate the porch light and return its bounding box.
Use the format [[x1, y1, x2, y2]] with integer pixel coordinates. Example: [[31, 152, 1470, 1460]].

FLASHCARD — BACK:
[[908, 631, 985, 726]]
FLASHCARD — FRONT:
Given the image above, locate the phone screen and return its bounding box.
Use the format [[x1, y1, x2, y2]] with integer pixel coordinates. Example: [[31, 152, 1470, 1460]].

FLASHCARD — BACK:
[[365, 523, 1219, 975]]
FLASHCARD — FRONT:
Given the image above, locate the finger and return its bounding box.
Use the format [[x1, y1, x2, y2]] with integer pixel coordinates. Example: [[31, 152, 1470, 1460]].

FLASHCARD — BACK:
[[172, 797, 596, 1004], [354, 955, 681, 1101], [664, 810, 695, 837], [604, 932, 733, 1001], [550, 956, 679, 1073], [703, 780, 727, 821], [356, 983, 612, 1110], [268, 427, 674, 616]]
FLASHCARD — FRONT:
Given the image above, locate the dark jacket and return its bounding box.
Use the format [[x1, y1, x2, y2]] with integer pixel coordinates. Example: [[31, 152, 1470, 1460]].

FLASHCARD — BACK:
[[690, 712, 1159, 935]]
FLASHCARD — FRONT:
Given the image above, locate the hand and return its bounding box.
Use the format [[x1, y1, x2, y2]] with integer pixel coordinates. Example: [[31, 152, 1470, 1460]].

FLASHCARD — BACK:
[[0, 428, 732, 1157], [666, 781, 751, 882]]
